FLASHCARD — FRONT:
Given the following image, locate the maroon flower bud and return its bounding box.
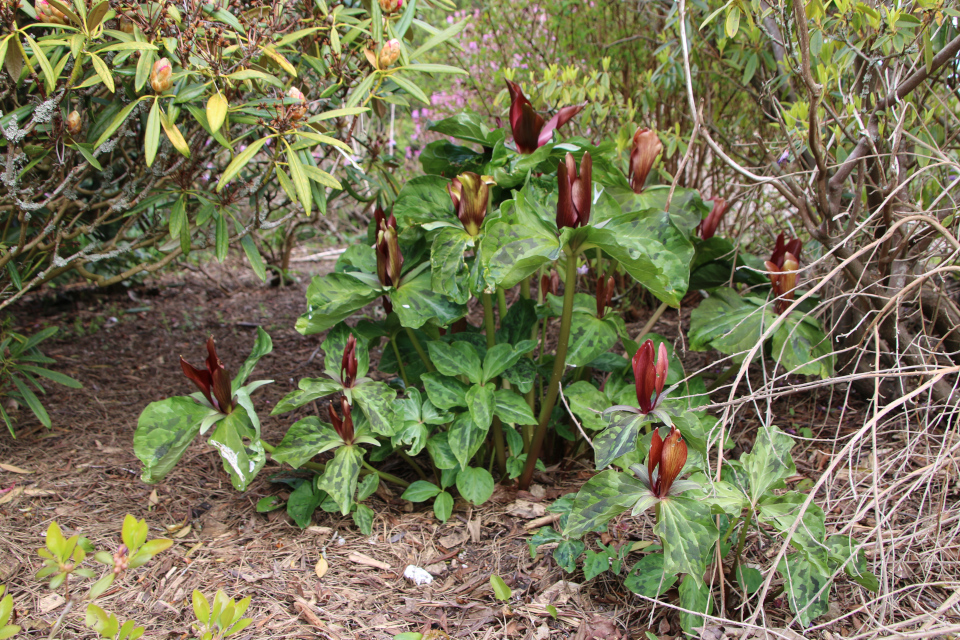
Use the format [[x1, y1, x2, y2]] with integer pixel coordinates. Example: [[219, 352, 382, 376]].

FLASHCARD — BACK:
[[541, 270, 560, 297], [505, 80, 584, 154], [765, 252, 799, 315], [632, 339, 668, 414], [556, 152, 592, 229], [697, 197, 729, 240], [449, 172, 494, 236], [628, 127, 662, 194], [769, 232, 802, 269], [180, 337, 235, 413], [596, 272, 615, 318], [649, 426, 687, 498], [328, 395, 354, 443], [341, 335, 358, 388]]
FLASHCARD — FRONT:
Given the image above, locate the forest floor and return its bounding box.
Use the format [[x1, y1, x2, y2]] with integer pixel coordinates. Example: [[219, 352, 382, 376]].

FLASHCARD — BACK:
[[0, 248, 941, 640]]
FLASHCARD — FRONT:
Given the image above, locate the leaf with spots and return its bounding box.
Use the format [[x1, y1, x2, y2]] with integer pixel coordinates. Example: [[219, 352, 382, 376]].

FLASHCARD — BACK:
[[393, 175, 454, 227], [208, 407, 266, 492], [741, 424, 797, 504], [624, 553, 676, 597], [448, 411, 487, 469], [392, 269, 466, 330], [134, 397, 211, 484], [271, 378, 341, 415], [317, 445, 363, 515], [270, 417, 343, 469], [465, 383, 496, 431], [562, 381, 608, 432], [296, 273, 382, 336], [777, 553, 831, 627], [564, 313, 619, 367], [594, 412, 645, 469], [422, 372, 469, 410], [352, 380, 401, 437], [427, 340, 482, 383], [493, 388, 537, 425], [564, 470, 649, 538], [655, 497, 719, 587], [430, 227, 473, 305]]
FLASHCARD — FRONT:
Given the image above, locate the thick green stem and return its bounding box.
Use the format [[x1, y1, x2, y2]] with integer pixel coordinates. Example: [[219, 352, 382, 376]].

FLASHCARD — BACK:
[[730, 507, 754, 582], [636, 300, 669, 342], [389, 335, 410, 387], [405, 327, 435, 373], [397, 450, 428, 481], [520, 276, 531, 300], [496, 287, 508, 320], [362, 458, 410, 488], [482, 292, 508, 476], [518, 252, 578, 490]]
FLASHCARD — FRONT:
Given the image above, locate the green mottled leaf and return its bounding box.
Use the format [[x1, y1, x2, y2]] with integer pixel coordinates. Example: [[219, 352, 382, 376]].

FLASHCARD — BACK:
[[564, 470, 648, 538], [421, 372, 468, 410], [353, 381, 401, 436], [656, 497, 719, 587], [134, 397, 211, 484], [565, 313, 619, 367], [322, 323, 371, 380], [392, 269, 466, 329], [758, 492, 827, 569], [448, 412, 486, 469], [427, 111, 500, 147], [553, 540, 585, 573], [357, 473, 379, 501], [430, 228, 472, 304], [427, 340, 481, 383], [433, 491, 453, 522], [208, 408, 266, 491], [426, 431, 460, 469], [826, 535, 878, 592], [402, 480, 441, 502], [353, 503, 375, 535], [563, 381, 608, 431], [736, 566, 764, 594], [481, 218, 561, 290], [594, 413, 644, 469], [678, 574, 713, 636], [688, 288, 773, 357], [742, 425, 797, 504], [493, 388, 537, 425], [624, 553, 675, 597], [778, 553, 830, 626], [497, 297, 538, 345], [393, 175, 453, 227], [456, 466, 494, 505], [465, 383, 496, 431], [317, 445, 363, 515], [772, 313, 834, 378], [502, 357, 538, 393], [297, 273, 381, 335], [271, 378, 341, 415], [233, 327, 273, 389], [482, 343, 524, 383], [255, 495, 284, 512], [270, 417, 342, 468], [527, 526, 564, 558]]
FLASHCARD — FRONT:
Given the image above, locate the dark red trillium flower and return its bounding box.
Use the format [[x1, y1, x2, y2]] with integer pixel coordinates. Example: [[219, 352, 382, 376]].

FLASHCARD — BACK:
[[644, 426, 688, 498], [541, 270, 560, 297], [374, 206, 403, 314], [629, 127, 663, 194], [328, 395, 355, 443], [180, 337, 234, 413], [632, 339, 669, 414], [697, 197, 729, 240], [341, 335, 358, 388], [596, 272, 615, 319], [449, 172, 495, 237], [769, 232, 802, 269], [506, 80, 584, 154], [557, 152, 592, 229], [766, 250, 800, 316]]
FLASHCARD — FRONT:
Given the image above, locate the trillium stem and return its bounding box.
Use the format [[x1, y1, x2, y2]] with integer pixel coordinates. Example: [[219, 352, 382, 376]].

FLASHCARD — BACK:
[[730, 507, 754, 581], [404, 327, 435, 373], [518, 251, 579, 490], [636, 301, 669, 342], [260, 440, 410, 488], [520, 276, 531, 300], [389, 335, 410, 387], [397, 450, 429, 482], [496, 287, 508, 320], [482, 292, 508, 477]]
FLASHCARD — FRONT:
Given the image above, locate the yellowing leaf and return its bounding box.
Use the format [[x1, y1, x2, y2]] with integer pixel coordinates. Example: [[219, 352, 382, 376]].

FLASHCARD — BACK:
[[206, 92, 228, 134], [315, 555, 328, 578], [261, 47, 296, 77]]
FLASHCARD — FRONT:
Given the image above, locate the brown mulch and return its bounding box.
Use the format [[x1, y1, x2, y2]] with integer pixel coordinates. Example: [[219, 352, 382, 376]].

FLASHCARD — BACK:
[[0, 250, 877, 639]]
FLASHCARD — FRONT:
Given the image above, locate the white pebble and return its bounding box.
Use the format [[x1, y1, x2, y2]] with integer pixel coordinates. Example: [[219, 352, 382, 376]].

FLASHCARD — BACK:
[[403, 565, 433, 586]]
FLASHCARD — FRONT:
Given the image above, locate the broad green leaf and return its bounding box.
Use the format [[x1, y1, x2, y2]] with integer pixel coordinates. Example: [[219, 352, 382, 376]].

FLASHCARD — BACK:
[[144, 98, 161, 167], [217, 137, 269, 191], [426, 431, 459, 470], [429, 228, 471, 304], [771, 313, 834, 378], [270, 417, 342, 468], [401, 480, 441, 502], [255, 495, 284, 512], [482, 344, 524, 383], [594, 413, 644, 469], [353, 381, 401, 436], [493, 388, 537, 425], [206, 92, 228, 133], [497, 297, 538, 345], [353, 503, 375, 535], [741, 425, 797, 504], [736, 566, 764, 594], [481, 220, 561, 289], [688, 288, 773, 357], [391, 268, 466, 329], [448, 412, 486, 470], [433, 491, 454, 522], [272, 378, 341, 414], [564, 470, 648, 538], [778, 553, 830, 626], [465, 383, 495, 431], [393, 175, 453, 227], [232, 326, 273, 389], [208, 408, 266, 491], [286, 479, 325, 528], [317, 445, 363, 515], [240, 234, 266, 282], [758, 492, 828, 568], [565, 313, 618, 367], [490, 574, 511, 601], [134, 397, 211, 483], [624, 553, 676, 597], [562, 381, 608, 432], [553, 540, 585, 573], [678, 574, 713, 636], [826, 535, 878, 592], [456, 466, 494, 505], [426, 340, 481, 383], [357, 473, 379, 501], [421, 372, 468, 410], [296, 273, 382, 335], [655, 497, 719, 587]]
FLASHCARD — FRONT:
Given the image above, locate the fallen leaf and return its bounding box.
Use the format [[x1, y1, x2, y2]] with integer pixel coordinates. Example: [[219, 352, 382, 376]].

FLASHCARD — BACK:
[[39, 593, 65, 614], [348, 552, 391, 570], [467, 518, 481, 543], [438, 530, 468, 549], [0, 463, 31, 474], [535, 581, 582, 606], [0, 486, 23, 505], [24, 488, 56, 497], [506, 499, 546, 519], [315, 556, 328, 578], [173, 524, 192, 539], [306, 526, 333, 535], [148, 489, 159, 505]]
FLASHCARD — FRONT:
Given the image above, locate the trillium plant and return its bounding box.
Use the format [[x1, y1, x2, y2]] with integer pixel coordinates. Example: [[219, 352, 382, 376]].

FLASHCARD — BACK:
[[133, 81, 855, 629]]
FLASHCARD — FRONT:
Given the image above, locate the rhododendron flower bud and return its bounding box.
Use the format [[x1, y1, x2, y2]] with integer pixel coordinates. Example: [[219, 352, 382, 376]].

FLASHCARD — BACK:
[[449, 172, 494, 236], [379, 0, 402, 13], [556, 152, 592, 229], [697, 197, 729, 240], [35, 0, 67, 24], [378, 39, 401, 68], [287, 86, 307, 121], [119, 18, 136, 34], [180, 337, 235, 413], [505, 79, 584, 154], [629, 127, 662, 194], [632, 339, 668, 414], [65, 110, 82, 136], [151, 58, 173, 93]]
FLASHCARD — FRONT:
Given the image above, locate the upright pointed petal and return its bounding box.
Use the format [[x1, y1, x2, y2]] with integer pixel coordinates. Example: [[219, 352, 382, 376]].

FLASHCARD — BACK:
[[658, 427, 687, 498], [571, 151, 592, 226], [648, 428, 663, 484], [205, 336, 219, 373], [506, 80, 544, 154], [628, 128, 663, 194], [771, 233, 786, 268], [210, 367, 233, 413], [339, 396, 354, 443], [654, 342, 669, 397], [633, 340, 655, 413], [180, 357, 214, 406], [786, 238, 803, 262], [556, 160, 577, 229], [342, 335, 358, 387], [329, 401, 343, 437], [538, 103, 585, 148]]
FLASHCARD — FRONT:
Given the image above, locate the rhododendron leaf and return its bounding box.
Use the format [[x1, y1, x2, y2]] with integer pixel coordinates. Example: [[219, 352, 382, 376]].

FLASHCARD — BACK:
[[655, 497, 719, 587]]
